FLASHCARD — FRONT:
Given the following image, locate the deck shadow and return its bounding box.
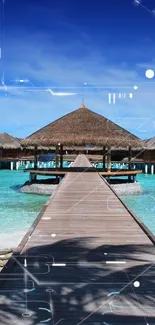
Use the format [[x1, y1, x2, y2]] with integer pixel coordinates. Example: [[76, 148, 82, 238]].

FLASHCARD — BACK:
[[0, 238, 155, 324]]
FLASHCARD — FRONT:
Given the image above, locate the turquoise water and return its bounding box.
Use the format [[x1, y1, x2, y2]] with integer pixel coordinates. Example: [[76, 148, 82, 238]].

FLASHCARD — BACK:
[[122, 174, 155, 234], [0, 171, 155, 237], [0, 170, 49, 233]]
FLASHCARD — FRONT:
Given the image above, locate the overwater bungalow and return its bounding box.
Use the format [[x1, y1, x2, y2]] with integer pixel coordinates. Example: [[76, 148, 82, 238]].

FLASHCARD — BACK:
[[0, 133, 21, 153], [0, 133, 53, 169], [0, 133, 22, 169], [143, 137, 155, 162], [21, 104, 145, 181]]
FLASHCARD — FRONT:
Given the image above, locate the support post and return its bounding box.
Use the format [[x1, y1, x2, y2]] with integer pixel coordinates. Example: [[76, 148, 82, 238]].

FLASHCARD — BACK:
[[33, 145, 38, 181], [30, 173, 36, 183], [151, 165, 154, 174], [0, 147, 3, 159], [16, 161, 19, 170], [60, 144, 63, 169], [34, 145, 38, 169], [55, 145, 59, 169], [128, 146, 132, 170], [102, 146, 106, 169], [128, 146, 132, 182], [11, 161, 14, 170], [107, 146, 111, 172], [145, 164, 148, 174]]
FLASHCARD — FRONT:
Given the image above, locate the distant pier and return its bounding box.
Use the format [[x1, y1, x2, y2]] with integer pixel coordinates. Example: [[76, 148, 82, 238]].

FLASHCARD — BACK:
[[0, 158, 33, 170], [1, 153, 155, 175]]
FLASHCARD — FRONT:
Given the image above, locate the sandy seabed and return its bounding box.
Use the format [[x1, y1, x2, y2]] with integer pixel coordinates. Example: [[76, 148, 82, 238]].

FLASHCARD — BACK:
[[20, 181, 143, 196], [0, 231, 26, 249]]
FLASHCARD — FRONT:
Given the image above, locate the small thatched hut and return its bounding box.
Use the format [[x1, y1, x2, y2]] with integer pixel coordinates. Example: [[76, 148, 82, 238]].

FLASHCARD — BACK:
[[0, 133, 22, 158], [143, 137, 155, 162], [22, 104, 143, 148], [22, 104, 144, 170]]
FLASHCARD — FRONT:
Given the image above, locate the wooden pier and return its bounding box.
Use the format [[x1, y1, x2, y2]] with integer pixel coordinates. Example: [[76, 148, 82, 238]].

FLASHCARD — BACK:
[[0, 155, 155, 324], [26, 167, 142, 183]]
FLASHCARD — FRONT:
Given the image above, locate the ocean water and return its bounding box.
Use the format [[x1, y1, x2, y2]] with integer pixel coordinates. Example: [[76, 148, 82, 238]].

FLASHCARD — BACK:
[[0, 170, 155, 248], [122, 174, 155, 234], [0, 170, 48, 234]]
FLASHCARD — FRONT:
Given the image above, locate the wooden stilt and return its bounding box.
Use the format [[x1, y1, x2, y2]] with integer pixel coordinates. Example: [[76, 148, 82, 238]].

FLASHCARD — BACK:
[[60, 144, 63, 169], [33, 145, 38, 181], [55, 145, 59, 169], [128, 146, 132, 170], [128, 146, 132, 182], [107, 146, 111, 172], [34, 145, 38, 169], [102, 146, 106, 169]]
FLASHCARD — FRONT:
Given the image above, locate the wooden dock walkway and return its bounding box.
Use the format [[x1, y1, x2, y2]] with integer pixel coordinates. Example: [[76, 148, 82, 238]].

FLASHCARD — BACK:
[[0, 154, 155, 325]]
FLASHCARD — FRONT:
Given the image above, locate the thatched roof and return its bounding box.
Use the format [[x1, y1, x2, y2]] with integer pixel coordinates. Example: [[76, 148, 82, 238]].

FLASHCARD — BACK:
[[22, 104, 144, 148], [0, 133, 22, 149], [144, 137, 155, 150]]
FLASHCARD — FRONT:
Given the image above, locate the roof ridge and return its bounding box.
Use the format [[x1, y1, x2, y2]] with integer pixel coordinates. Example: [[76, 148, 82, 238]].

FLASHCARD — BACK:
[[79, 103, 88, 109]]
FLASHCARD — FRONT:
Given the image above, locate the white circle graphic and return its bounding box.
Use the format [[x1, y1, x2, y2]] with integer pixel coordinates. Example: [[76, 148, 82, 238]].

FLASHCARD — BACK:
[[133, 281, 140, 287], [145, 69, 154, 79]]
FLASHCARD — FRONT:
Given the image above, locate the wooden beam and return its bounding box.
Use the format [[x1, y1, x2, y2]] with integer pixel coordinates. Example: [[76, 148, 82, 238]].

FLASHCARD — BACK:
[[33, 145, 38, 181], [128, 146, 132, 170], [55, 145, 59, 169], [128, 146, 132, 182], [60, 144, 63, 168], [102, 146, 106, 169], [107, 146, 111, 172], [34, 145, 38, 169]]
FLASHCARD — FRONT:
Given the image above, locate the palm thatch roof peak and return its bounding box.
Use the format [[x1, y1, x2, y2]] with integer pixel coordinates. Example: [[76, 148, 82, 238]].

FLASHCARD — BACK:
[[22, 105, 144, 148], [0, 132, 22, 149], [79, 103, 88, 109]]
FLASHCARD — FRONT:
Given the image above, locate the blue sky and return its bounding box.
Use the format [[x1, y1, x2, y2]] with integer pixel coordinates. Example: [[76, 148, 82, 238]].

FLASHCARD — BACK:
[[0, 0, 155, 139]]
